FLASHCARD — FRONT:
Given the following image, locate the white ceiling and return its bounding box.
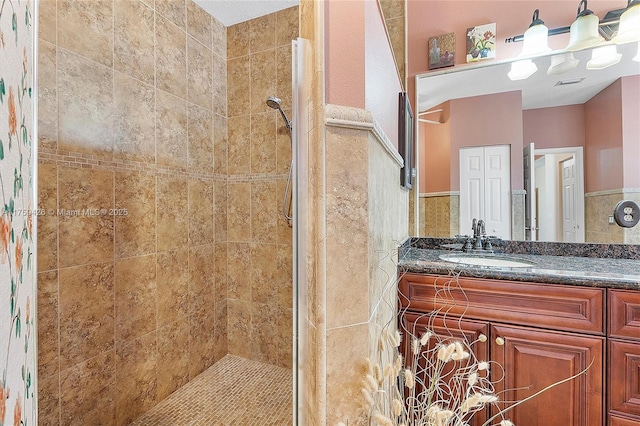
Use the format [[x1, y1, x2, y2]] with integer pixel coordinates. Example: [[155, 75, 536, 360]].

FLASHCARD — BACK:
[[417, 41, 640, 113], [194, 0, 299, 26]]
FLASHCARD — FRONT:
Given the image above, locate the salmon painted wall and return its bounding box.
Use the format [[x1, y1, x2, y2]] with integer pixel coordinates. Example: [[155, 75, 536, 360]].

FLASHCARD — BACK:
[[325, 0, 402, 147], [421, 102, 451, 192], [450, 91, 523, 190], [325, 1, 365, 109], [421, 91, 523, 191], [622, 75, 640, 188], [585, 79, 623, 193], [523, 105, 586, 149]]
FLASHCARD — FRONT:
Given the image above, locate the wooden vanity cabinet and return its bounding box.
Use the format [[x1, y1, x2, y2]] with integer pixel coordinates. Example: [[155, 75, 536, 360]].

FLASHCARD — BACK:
[[608, 289, 640, 424], [399, 273, 605, 426]]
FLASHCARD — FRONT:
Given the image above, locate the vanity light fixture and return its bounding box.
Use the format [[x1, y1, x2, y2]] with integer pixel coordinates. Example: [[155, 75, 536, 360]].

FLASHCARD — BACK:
[[505, 5, 626, 45], [612, 0, 640, 44], [508, 9, 550, 80], [547, 52, 580, 74], [566, 0, 605, 51], [633, 41, 640, 61], [520, 9, 552, 56], [508, 59, 538, 80], [586, 44, 623, 69]]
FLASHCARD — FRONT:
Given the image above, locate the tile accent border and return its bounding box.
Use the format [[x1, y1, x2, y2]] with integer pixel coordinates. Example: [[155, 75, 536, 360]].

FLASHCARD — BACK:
[[324, 104, 404, 168], [39, 147, 288, 184]]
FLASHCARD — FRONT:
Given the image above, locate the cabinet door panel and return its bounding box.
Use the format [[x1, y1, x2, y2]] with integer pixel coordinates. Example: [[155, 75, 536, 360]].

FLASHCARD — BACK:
[[490, 324, 604, 426], [610, 339, 640, 419], [401, 313, 489, 426]]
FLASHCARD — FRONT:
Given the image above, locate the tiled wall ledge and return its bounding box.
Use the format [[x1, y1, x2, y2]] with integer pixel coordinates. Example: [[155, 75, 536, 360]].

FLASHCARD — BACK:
[[420, 191, 460, 197], [585, 188, 640, 196], [324, 104, 404, 168]]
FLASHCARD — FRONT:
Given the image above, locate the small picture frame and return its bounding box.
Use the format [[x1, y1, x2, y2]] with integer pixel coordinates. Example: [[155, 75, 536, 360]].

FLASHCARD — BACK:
[[428, 32, 455, 70], [398, 92, 414, 189], [466, 23, 496, 63]]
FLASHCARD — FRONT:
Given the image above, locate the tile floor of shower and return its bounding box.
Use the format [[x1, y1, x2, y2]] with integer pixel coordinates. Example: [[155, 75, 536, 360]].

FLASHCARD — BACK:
[[129, 355, 293, 425]]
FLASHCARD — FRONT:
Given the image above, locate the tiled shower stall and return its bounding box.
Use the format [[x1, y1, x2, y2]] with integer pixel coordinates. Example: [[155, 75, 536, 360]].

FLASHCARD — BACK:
[[36, 0, 297, 424]]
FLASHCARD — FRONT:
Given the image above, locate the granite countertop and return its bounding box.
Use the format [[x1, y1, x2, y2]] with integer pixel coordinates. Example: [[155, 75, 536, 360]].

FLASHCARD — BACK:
[[399, 239, 640, 290]]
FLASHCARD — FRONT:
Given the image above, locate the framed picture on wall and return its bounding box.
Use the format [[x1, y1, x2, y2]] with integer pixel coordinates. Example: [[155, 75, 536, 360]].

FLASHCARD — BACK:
[[398, 92, 414, 189], [428, 32, 455, 70], [466, 23, 496, 63]]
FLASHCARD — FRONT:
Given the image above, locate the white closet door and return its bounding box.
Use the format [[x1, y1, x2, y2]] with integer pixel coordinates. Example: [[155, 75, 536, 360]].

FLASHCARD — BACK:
[[484, 145, 511, 239], [460, 145, 511, 239], [460, 147, 484, 237]]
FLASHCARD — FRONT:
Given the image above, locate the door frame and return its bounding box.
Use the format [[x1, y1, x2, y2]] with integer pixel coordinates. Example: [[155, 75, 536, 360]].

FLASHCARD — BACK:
[[534, 146, 585, 243], [524, 143, 536, 241]]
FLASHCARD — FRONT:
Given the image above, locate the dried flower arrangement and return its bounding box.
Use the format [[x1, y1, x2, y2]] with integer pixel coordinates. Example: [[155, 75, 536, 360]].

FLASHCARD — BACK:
[[339, 272, 591, 426]]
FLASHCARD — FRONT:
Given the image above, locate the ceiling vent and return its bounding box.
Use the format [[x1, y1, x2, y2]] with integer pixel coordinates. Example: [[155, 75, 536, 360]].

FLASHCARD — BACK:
[[555, 77, 586, 86]]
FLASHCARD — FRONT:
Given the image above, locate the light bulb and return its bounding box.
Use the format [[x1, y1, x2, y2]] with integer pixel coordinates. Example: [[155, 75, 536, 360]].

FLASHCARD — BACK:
[[586, 45, 622, 70], [508, 59, 538, 80]]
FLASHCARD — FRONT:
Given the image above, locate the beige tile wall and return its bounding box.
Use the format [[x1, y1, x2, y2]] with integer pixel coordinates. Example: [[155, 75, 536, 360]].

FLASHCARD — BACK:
[[378, 0, 405, 85], [38, 1, 297, 424], [511, 192, 526, 241], [420, 194, 525, 241], [585, 190, 640, 244], [36, 0, 237, 424], [421, 194, 460, 237], [322, 108, 409, 425], [225, 7, 297, 369]]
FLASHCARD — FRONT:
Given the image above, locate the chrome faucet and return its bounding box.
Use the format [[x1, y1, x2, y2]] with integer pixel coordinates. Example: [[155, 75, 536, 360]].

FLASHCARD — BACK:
[[458, 218, 494, 252], [471, 218, 485, 237], [473, 219, 485, 249]]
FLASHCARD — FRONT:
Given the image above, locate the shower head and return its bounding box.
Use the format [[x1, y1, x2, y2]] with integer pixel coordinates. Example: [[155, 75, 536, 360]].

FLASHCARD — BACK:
[[266, 96, 292, 131], [266, 96, 282, 110]]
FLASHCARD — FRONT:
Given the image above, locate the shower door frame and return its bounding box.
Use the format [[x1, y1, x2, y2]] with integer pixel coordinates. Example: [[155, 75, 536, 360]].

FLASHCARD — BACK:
[[292, 36, 311, 426]]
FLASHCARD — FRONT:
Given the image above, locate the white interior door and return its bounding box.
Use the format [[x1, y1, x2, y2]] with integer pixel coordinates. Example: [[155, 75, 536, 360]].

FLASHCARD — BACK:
[[523, 143, 536, 241], [533, 147, 585, 243], [460, 145, 511, 239], [536, 154, 562, 241]]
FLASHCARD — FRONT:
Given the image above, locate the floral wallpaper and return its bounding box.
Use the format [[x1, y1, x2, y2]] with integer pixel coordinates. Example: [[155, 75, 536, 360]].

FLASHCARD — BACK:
[[0, 0, 37, 425]]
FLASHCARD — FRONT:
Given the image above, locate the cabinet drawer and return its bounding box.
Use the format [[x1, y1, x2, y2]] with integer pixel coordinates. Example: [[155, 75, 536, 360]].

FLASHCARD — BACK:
[[609, 339, 640, 419], [399, 273, 605, 334], [609, 290, 640, 340]]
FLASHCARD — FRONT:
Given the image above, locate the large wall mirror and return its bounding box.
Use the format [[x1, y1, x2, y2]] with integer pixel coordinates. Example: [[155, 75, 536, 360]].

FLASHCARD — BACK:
[[415, 41, 640, 244]]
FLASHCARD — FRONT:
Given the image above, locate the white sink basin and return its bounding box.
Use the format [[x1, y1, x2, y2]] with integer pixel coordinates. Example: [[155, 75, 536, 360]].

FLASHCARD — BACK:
[[439, 253, 536, 268]]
